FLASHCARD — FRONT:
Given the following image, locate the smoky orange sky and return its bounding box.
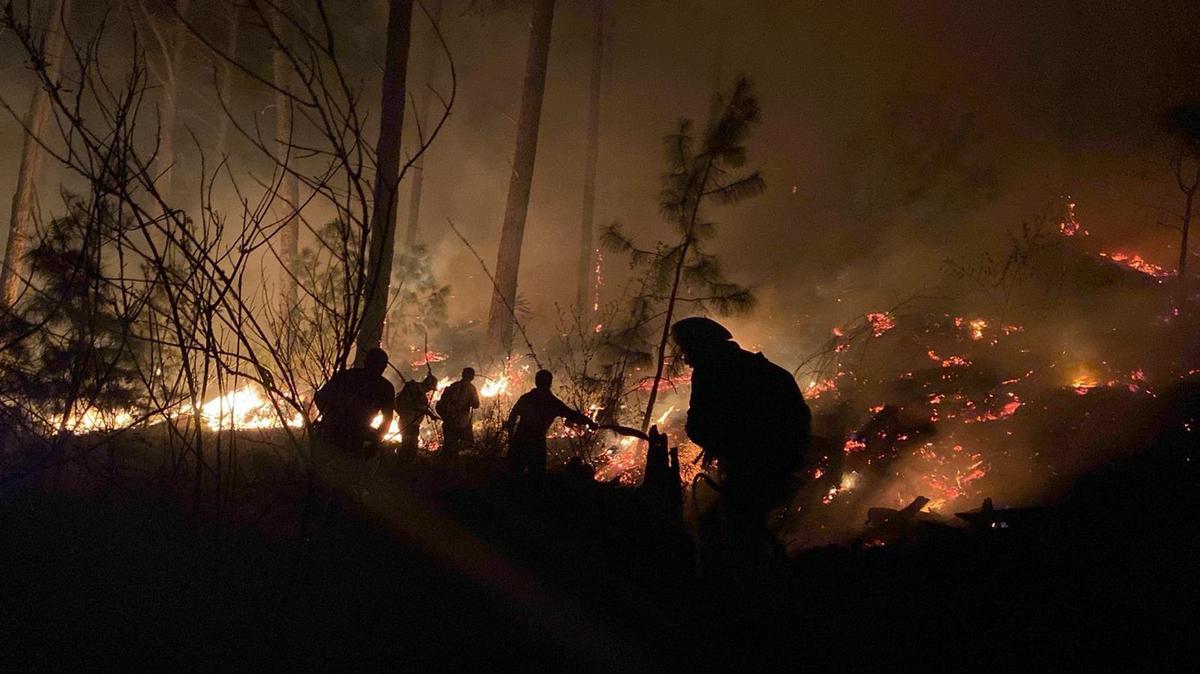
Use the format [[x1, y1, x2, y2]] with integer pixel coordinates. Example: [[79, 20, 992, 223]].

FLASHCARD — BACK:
[[2, 0, 1198, 360]]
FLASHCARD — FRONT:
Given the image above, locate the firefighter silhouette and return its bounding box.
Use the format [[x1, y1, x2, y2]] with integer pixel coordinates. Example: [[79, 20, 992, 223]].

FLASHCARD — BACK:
[[673, 317, 812, 552], [436, 367, 481, 464], [312, 347, 395, 459], [394, 373, 439, 461], [504, 369, 596, 475]]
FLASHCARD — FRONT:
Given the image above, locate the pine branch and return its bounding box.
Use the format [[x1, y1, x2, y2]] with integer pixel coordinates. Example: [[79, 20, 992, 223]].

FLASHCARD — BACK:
[[705, 170, 766, 205]]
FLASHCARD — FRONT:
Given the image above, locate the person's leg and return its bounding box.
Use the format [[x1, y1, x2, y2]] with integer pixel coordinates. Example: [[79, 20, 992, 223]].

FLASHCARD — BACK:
[[531, 442, 547, 475], [508, 440, 535, 475], [399, 421, 420, 464], [439, 426, 460, 466]]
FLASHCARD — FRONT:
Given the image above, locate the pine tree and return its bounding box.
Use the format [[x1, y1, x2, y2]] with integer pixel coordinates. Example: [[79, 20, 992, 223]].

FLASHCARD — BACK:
[[13, 197, 148, 429], [603, 76, 764, 431], [2, 0, 71, 309]]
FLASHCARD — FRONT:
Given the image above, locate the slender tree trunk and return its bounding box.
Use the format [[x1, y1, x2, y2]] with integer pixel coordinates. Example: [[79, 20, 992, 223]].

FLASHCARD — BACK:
[[485, 0, 556, 354], [641, 163, 713, 432], [706, 1, 729, 121], [575, 0, 604, 313], [155, 0, 190, 200], [1177, 183, 1194, 313], [1180, 191, 1192, 281], [214, 3, 241, 161], [2, 0, 71, 309], [641, 241, 688, 432], [271, 5, 300, 309], [404, 0, 444, 247], [356, 0, 415, 363]]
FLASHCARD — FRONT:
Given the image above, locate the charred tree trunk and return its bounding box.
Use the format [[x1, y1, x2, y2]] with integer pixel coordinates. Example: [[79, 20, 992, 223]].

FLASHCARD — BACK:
[[2, 0, 71, 309], [575, 0, 604, 314], [356, 0, 415, 363], [214, 2, 241, 161], [155, 0, 190, 200], [271, 5, 300, 310], [404, 0, 444, 247], [485, 0, 556, 354], [1177, 179, 1194, 313]]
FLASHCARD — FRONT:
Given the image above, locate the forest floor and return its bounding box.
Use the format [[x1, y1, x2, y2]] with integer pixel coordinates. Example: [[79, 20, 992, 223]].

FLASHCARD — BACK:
[[2, 388, 1198, 670]]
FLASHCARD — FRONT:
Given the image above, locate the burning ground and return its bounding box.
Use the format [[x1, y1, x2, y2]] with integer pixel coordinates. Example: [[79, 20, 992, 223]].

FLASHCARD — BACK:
[[33, 202, 1200, 549]]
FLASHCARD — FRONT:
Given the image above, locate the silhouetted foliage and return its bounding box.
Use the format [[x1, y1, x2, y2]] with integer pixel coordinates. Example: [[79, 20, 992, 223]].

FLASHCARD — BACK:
[[387, 244, 450, 346], [603, 75, 763, 428], [4, 196, 150, 429]]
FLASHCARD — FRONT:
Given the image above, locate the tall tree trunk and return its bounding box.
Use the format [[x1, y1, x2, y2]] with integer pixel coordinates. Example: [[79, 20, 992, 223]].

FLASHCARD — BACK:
[[1180, 191, 1192, 281], [356, 0, 415, 364], [404, 0, 444, 247], [706, 0, 729, 121], [271, 4, 300, 310], [155, 0, 190, 201], [575, 0, 604, 313], [2, 0, 71, 309], [485, 0, 556, 354], [640, 240, 689, 432], [1177, 182, 1194, 313], [214, 2, 241, 161]]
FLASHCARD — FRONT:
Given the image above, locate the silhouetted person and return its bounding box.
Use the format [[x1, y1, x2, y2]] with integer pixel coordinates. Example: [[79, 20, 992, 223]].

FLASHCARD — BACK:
[[504, 369, 596, 475], [436, 367, 481, 465], [395, 374, 439, 462], [313, 347, 395, 459], [673, 317, 812, 554]]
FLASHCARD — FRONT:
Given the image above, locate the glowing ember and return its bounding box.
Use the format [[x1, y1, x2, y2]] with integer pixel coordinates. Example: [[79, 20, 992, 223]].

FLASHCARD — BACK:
[[843, 437, 866, 453], [968, 318, 988, 341], [1070, 368, 1100, 395], [866, 312, 896, 337], [927, 350, 971, 368], [409, 351, 449, 368], [1099, 252, 1174, 280], [1058, 200, 1087, 236], [480, 376, 509, 398], [594, 435, 646, 483], [638, 373, 692, 392], [821, 470, 860, 505], [967, 397, 1022, 423], [805, 377, 840, 398]]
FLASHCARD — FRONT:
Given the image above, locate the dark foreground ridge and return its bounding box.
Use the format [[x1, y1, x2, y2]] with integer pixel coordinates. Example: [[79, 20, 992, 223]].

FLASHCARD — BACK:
[[3, 386, 1198, 671]]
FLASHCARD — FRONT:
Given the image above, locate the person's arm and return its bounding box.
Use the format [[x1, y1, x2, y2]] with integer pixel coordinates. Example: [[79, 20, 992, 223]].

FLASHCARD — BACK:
[[424, 395, 440, 421], [505, 396, 524, 431], [684, 372, 720, 451], [313, 373, 341, 416], [469, 385, 480, 409], [313, 383, 332, 415], [554, 394, 596, 429]]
